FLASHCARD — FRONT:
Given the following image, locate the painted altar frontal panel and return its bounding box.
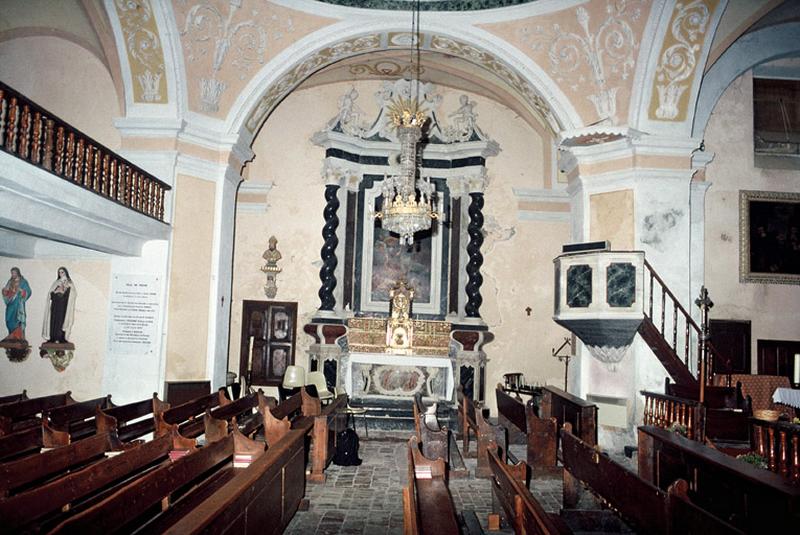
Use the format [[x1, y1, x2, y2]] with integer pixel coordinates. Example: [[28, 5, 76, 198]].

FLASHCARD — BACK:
[[345, 352, 454, 401]]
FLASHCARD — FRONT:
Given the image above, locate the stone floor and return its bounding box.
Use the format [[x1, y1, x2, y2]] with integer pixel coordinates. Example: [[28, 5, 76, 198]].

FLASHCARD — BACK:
[[285, 433, 596, 535]]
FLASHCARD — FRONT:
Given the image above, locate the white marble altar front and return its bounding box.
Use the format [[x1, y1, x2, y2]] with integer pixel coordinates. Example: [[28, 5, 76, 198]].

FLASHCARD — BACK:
[[344, 352, 454, 401]]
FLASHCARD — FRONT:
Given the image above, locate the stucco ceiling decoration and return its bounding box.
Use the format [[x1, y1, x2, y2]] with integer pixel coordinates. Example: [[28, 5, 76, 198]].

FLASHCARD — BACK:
[[180, 0, 295, 113], [244, 30, 558, 136], [348, 59, 423, 77], [648, 0, 717, 122], [112, 0, 166, 103], [313, 0, 537, 11], [516, 0, 642, 126]]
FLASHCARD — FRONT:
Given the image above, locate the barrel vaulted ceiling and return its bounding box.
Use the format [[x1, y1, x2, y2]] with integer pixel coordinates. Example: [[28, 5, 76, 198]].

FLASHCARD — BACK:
[[1, 0, 796, 141]]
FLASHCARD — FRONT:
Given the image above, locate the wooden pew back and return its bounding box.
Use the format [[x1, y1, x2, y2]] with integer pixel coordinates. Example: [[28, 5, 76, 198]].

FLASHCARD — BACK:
[[309, 395, 348, 483], [487, 448, 567, 535], [0, 391, 75, 435], [638, 425, 797, 533], [156, 427, 306, 535], [496, 386, 558, 476], [563, 425, 742, 534], [540, 386, 597, 447], [155, 389, 229, 437], [403, 436, 458, 535], [0, 432, 177, 532]]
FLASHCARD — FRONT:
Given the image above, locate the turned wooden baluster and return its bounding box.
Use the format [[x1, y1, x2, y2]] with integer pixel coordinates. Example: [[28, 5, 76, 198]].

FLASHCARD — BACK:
[[90, 146, 100, 190], [779, 430, 788, 478], [5, 96, 18, 152], [101, 153, 109, 195], [42, 118, 54, 170], [30, 111, 42, 163], [0, 89, 5, 145], [83, 144, 93, 187], [108, 159, 117, 199], [687, 407, 694, 440], [18, 104, 30, 158], [672, 302, 678, 351], [64, 131, 74, 178], [644, 397, 652, 425], [754, 424, 765, 457], [768, 427, 777, 472], [74, 138, 85, 183], [159, 187, 166, 220], [792, 436, 799, 484]]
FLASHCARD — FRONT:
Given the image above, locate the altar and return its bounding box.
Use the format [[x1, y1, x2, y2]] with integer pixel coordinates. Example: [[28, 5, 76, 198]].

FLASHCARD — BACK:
[[303, 80, 495, 408], [344, 352, 455, 400]]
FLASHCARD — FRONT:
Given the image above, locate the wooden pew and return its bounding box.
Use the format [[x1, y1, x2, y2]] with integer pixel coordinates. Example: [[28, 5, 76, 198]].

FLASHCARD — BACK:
[[638, 424, 799, 532], [540, 386, 596, 448], [180, 390, 259, 439], [0, 396, 116, 462], [0, 390, 27, 405], [148, 427, 307, 535], [0, 391, 75, 435], [457, 385, 479, 457], [403, 435, 460, 535], [95, 394, 167, 442], [413, 394, 469, 478], [0, 429, 188, 533], [563, 424, 742, 534], [48, 427, 264, 534], [496, 386, 559, 477], [473, 400, 507, 479], [154, 388, 230, 437], [486, 447, 569, 534], [309, 394, 347, 483], [45, 394, 114, 437]]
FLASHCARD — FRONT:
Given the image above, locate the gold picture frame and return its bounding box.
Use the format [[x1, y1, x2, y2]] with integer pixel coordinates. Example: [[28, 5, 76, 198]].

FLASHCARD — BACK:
[[739, 190, 800, 285]]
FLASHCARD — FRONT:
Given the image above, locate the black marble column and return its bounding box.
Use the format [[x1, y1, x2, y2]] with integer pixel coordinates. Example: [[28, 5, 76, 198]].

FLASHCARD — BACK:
[[465, 192, 484, 317], [318, 184, 340, 311]]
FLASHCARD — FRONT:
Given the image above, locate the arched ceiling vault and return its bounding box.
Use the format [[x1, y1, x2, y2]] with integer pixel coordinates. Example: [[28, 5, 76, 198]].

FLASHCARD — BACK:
[[293, 49, 554, 138]]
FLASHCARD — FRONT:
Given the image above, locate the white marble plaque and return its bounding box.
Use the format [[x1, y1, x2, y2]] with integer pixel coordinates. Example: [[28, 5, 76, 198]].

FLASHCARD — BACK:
[[108, 274, 160, 355]]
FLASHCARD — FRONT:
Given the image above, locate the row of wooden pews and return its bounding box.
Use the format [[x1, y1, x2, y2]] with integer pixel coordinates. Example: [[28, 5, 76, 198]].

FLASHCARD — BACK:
[[0, 385, 349, 533]]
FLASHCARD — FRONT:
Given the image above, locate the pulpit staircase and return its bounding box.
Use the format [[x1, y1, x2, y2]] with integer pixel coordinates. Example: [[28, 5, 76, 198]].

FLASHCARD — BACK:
[[638, 261, 745, 442]]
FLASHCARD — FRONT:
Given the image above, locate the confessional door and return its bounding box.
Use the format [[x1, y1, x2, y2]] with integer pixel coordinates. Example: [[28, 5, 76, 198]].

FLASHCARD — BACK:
[[239, 300, 297, 387], [709, 319, 751, 374], [757, 339, 800, 383]]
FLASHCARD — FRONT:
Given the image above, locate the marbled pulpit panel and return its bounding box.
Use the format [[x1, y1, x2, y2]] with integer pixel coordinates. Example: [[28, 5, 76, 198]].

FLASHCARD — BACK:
[[566, 264, 592, 308], [606, 262, 636, 307]]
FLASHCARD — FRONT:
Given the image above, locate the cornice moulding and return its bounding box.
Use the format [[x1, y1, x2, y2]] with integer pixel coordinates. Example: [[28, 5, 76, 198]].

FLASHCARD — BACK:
[[114, 116, 184, 137], [176, 153, 229, 183]]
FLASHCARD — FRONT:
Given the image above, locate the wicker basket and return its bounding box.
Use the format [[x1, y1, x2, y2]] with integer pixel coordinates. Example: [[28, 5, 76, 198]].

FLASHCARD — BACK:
[[753, 409, 781, 422]]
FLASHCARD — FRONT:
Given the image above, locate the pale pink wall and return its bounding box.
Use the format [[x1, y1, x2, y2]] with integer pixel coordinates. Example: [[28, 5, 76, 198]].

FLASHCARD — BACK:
[[704, 71, 800, 367], [0, 35, 121, 149]]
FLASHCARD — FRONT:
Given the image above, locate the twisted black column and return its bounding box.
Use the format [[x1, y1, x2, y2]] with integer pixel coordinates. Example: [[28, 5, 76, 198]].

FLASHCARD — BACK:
[[318, 184, 340, 310], [465, 192, 484, 318]]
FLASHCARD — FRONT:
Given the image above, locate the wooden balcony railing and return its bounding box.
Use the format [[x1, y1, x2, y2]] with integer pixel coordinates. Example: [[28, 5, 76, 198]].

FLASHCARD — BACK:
[[0, 81, 170, 222], [751, 417, 800, 483], [643, 260, 731, 385], [641, 390, 706, 442]]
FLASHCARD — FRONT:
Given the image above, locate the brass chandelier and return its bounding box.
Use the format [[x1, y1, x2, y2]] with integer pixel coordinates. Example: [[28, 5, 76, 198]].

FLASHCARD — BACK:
[[374, 0, 439, 245]]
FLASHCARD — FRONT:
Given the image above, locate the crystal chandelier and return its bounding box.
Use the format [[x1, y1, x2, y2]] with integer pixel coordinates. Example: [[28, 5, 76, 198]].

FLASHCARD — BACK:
[[373, 0, 439, 246]]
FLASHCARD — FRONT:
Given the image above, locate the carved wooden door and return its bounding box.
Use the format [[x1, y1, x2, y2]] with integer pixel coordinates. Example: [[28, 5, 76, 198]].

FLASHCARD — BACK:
[[239, 300, 297, 387]]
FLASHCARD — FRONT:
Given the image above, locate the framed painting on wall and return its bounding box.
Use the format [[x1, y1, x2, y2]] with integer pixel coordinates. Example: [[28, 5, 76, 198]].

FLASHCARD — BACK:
[[740, 190, 800, 284]]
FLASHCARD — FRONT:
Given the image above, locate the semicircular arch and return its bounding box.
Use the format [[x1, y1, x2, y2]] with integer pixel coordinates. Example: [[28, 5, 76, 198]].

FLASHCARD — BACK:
[[693, 22, 800, 139], [223, 19, 582, 142]]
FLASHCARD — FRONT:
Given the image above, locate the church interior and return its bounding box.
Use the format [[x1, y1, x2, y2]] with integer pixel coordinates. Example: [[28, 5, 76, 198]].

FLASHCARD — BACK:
[[0, 0, 799, 533]]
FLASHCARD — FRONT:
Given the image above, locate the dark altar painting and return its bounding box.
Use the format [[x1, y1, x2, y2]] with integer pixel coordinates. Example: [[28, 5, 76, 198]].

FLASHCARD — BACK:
[[371, 225, 432, 302], [740, 190, 800, 284]]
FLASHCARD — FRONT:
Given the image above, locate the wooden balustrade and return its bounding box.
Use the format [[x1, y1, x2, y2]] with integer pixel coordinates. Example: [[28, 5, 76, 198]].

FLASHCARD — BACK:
[[644, 261, 730, 384], [0, 81, 170, 222], [751, 418, 800, 483], [641, 390, 706, 441]]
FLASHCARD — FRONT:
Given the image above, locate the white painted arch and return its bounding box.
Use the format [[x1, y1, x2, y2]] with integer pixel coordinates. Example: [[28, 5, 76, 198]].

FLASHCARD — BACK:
[[222, 18, 583, 143], [692, 21, 800, 139]]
